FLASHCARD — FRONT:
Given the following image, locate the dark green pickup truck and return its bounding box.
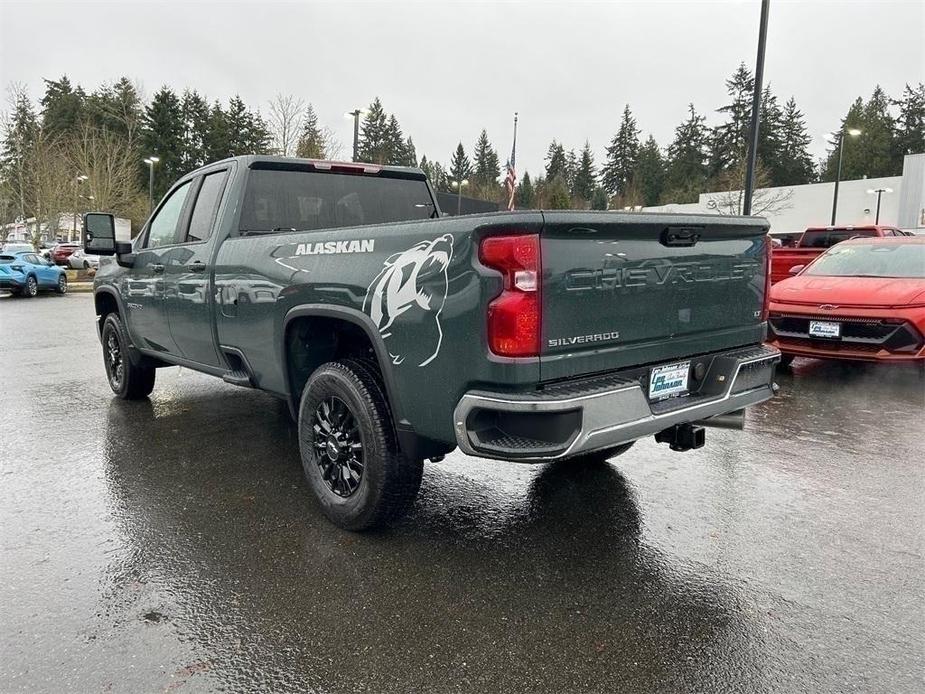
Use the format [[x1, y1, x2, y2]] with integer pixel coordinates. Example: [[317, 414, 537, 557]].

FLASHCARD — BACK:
[[84, 155, 779, 530]]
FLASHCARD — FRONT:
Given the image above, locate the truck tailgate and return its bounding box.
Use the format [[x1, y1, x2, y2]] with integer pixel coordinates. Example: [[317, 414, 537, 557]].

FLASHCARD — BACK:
[[540, 211, 769, 381]]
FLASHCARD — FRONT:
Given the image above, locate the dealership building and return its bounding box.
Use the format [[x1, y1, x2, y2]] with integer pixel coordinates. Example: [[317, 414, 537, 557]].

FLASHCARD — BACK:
[[644, 153, 924, 234]]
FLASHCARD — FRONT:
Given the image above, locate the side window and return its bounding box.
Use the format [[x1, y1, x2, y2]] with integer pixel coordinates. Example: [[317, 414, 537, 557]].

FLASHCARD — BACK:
[[186, 171, 228, 243], [146, 181, 192, 248]]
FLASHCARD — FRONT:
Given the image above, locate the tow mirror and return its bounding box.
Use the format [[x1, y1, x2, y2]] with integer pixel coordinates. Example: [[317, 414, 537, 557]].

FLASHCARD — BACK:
[[83, 213, 116, 255], [788, 264, 805, 276]]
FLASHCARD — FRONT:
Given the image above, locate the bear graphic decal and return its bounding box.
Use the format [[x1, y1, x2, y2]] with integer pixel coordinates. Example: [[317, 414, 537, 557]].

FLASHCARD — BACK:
[[363, 234, 454, 367]]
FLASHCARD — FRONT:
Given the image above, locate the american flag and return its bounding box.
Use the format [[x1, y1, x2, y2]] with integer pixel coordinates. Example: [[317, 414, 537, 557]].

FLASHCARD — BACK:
[[504, 159, 517, 211], [504, 112, 518, 211]]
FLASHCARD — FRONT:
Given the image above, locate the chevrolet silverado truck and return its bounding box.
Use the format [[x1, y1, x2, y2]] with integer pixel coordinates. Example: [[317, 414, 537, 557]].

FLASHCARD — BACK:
[[83, 155, 779, 530], [770, 225, 905, 285]]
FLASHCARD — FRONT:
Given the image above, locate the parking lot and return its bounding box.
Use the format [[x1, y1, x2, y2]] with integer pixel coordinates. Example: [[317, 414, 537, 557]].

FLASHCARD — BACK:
[[1, 292, 922, 693]]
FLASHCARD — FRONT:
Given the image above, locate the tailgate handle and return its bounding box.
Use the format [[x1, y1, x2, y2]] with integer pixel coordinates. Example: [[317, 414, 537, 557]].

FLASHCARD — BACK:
[[661, 226, 702, 247]]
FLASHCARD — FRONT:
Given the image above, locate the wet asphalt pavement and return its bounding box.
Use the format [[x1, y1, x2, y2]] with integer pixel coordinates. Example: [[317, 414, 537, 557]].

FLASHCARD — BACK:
[[1, 292, 923, 693]]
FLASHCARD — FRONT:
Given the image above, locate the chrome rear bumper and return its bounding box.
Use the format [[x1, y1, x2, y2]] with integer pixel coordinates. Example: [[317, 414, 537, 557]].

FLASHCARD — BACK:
[[454, 344, 780, 462]]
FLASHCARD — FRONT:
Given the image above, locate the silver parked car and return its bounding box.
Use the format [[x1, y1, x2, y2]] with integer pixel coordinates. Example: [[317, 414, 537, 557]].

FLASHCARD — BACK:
[[67, 248, 100, 269]]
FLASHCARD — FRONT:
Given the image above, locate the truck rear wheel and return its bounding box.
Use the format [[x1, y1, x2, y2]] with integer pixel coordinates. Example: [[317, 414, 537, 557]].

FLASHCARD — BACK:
[[101, 313, 156, 399], [298, 358, 423, 530]]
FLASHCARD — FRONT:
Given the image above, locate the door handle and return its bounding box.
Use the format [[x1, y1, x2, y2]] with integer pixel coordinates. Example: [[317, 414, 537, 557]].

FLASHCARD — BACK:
[[151, 263, 165, 273], [188, 261, 206, 273]]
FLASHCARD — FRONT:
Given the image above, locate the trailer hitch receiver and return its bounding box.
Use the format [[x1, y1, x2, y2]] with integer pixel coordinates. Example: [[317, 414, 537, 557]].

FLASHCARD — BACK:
[[654, 423, 705, 452]]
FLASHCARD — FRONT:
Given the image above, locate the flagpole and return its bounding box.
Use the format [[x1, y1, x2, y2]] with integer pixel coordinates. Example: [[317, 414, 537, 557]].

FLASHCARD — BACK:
[[507, 112, 518, 211]]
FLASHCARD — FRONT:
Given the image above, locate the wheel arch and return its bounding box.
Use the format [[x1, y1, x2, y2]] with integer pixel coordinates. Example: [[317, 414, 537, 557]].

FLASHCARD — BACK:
[[282, 305, 404, 425]]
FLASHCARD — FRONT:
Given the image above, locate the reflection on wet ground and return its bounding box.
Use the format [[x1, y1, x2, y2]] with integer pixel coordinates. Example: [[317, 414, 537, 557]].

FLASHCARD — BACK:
[[1, 294, 923, 693]]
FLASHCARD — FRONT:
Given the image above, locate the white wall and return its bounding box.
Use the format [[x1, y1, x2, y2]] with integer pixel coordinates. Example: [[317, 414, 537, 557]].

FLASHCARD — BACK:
[[644, 153, 924, 234]]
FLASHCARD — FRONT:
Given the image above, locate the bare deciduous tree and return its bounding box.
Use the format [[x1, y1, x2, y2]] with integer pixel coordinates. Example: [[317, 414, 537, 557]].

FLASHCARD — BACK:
[[268, 94, 305, 157], [706, 160, 794, 217], [24, 130, 71, 247], [68, 123, 143, 218]]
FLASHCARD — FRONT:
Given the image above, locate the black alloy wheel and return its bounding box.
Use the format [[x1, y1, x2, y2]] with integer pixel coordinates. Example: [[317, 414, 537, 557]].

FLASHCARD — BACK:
[[312, 396, 365, 497], [105, 328, 124, 391]]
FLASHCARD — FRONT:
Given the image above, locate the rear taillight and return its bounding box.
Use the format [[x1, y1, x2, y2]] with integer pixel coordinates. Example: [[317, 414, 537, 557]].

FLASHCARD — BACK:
[[479, 233, 541, 357], [761, 234, 772, 321]]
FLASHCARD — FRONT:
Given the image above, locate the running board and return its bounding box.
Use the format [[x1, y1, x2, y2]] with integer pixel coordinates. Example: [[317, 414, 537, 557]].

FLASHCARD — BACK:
[[219, 345, 255, 387]]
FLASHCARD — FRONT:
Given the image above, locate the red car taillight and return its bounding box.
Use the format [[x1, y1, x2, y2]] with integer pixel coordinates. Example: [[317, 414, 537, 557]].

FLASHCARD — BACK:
[[479, 233, 541, 357], [761, 234, 772, 321]]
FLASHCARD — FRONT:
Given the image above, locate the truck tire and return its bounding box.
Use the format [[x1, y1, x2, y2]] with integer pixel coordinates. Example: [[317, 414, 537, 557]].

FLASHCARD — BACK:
[[101, 313, 156, 399], [298, 358, 423, 530], [567, 442, 634, 465]]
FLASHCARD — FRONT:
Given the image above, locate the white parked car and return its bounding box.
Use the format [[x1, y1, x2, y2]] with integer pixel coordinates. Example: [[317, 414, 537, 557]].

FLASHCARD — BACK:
[[68, 248, 101, 269]]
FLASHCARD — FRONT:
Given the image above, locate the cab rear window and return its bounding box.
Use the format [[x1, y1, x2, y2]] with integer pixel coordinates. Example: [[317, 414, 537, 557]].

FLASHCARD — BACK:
[[239, 169, 435, 234], [0, 255, 16, 264], [802, 229, 879, 248]]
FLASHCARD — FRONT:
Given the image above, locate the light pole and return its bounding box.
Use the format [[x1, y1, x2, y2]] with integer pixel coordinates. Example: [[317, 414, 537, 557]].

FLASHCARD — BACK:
[[743, 0, 770, 216], [72, 174, 88, 242], [450, 179, 468, 216], [144, 156, 160, 214], [866, 187, 893, 224], [345, 109, 365, 162], [830, 127, 861, 225]]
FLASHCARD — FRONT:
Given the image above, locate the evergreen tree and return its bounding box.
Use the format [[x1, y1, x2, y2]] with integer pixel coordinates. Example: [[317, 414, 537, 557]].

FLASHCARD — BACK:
[[203, 101, 229, 162], [601, 105, 640, 196], [419, 157, 450, 192], [179, 90, 211, 172], [572, 141, 597, 201], [756, 86, 786, 185], [449, 143, 472, 184], [565, 149, 579, 192], [590, 186, 608, 210], [515, 171, 535, 208], [708, 63, 754, 177], [545, 175, 571, 209], [142, 86, 184, 197], [402, 136, 417, 167], [85, 77, 143, 140], [296, 104, 325, 158], [663, 104, 709, 203], [385, 114, 405, 165], [472, 129, 501, 187], [40, 76, 85, 137], [358, 97, 389, 164], [544, 140, 568, 182], [632, 135, 666, 206], [821, 97, 864, 182], [893, 83, 925, 161], [823, 87, 896, 180], [0, 86, 39, 220], [777, 97, 815, 185]]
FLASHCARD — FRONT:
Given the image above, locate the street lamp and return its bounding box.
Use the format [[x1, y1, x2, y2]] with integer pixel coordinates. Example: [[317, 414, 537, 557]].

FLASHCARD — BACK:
[[830, 127, 861, 225], [866, 187, 893, 224], [143, 156, 160, 214], [344, 109, 366, 162], [72, 174, 89, 242], [450, 179, 469, 216]]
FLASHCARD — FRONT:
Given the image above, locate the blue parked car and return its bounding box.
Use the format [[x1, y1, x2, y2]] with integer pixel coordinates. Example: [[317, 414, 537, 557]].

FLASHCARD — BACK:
[[0, 250, 68, 297]]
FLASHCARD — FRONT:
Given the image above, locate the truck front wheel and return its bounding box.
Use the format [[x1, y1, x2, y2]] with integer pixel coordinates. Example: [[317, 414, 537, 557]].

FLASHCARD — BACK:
[[101, 313, 156, 399], [298, 359, 423, 530]]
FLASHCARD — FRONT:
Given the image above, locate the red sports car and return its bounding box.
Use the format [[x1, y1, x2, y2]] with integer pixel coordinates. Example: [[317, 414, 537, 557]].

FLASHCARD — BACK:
[[768, 236, 925, 366]]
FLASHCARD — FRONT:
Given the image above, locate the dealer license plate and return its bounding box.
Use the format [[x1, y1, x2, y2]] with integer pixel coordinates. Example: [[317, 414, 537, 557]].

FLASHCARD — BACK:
[[809, 320, 841, 339], [649, 361, 690, 400]]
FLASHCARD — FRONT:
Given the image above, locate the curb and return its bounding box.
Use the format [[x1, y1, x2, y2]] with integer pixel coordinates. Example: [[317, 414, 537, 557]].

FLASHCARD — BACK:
[[68, 282, 94, 293]]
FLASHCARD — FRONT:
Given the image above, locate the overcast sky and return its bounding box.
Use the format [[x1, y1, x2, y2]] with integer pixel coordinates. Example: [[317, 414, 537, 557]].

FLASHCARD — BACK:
[[1, 0, 922, 177]]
